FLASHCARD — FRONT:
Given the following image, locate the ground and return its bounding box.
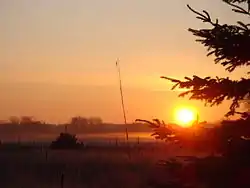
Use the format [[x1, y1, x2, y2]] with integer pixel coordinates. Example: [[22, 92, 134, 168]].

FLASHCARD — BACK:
[[0, 143, 209, 188]]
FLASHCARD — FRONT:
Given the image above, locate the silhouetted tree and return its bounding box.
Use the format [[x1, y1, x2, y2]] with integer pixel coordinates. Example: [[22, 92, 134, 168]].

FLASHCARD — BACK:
[[88, 117, 103, 125], [71, 116, 88, 126], [165, 1, 250, 158], [9, 116, 20, 124], [70, 116, 103, 127], [50, 133, 83, 150], [163, 0, 250, 120], [146, 2, 250, 188], [20, 116, 34, 124]]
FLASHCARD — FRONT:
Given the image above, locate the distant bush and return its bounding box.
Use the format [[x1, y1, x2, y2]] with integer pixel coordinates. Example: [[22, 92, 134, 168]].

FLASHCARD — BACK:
[[50, 133, 83, 150]]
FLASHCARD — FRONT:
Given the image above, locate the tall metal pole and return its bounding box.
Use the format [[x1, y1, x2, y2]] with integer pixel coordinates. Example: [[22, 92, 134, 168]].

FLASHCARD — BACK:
[[116, 60, 128, 141]]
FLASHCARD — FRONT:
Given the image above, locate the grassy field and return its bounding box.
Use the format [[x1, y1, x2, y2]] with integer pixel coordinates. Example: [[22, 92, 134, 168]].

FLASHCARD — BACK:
[[0, 142, 210, 188]]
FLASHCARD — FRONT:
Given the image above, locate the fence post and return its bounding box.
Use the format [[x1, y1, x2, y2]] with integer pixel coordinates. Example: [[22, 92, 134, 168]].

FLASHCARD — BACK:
[[60, 172, 64, 188]]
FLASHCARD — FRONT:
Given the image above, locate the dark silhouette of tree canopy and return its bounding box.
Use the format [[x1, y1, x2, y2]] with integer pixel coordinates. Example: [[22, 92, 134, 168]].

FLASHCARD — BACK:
[[71, 116, 88, 126], [145, 2, 250, 187], [20, 116, 34, 124], [88, 117, 103, 125], [9, 116, 20, 124], [70, 116, 103, 126], [50, 133, 83, 150], [163, 0, 250, 119]]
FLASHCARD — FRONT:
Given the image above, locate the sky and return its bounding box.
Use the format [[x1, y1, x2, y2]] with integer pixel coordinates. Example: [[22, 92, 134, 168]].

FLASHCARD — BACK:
[[0, 0, 247, 124]]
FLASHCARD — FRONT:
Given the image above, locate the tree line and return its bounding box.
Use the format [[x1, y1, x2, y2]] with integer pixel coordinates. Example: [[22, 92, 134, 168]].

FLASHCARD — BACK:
[[7, 116, 103, 126]]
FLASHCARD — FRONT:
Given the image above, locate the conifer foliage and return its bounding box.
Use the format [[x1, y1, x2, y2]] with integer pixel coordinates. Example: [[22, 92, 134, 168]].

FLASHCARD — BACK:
[[163, 0, 250, 119]]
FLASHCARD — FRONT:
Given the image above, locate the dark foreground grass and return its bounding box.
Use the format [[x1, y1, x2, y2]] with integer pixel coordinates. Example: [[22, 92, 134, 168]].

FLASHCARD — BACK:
[[2, 143, 247, 188], [0, 143, 191, 188]]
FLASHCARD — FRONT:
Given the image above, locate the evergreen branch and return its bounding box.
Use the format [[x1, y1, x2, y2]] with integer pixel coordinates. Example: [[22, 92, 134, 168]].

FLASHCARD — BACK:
[[163, 76, 250, 118], [187, 5, 219, 26], [223, 0, 250, 14], [135, 119, 160, 128], [188, 18, 250, 71]]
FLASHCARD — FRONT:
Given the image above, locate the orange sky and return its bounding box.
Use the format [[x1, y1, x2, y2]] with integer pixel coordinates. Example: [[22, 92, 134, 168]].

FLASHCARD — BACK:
[[0, 0, 247, 123]]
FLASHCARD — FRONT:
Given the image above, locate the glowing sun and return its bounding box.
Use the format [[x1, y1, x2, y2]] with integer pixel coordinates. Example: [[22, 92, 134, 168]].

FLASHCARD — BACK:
[[175, 108, 196, 127]]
